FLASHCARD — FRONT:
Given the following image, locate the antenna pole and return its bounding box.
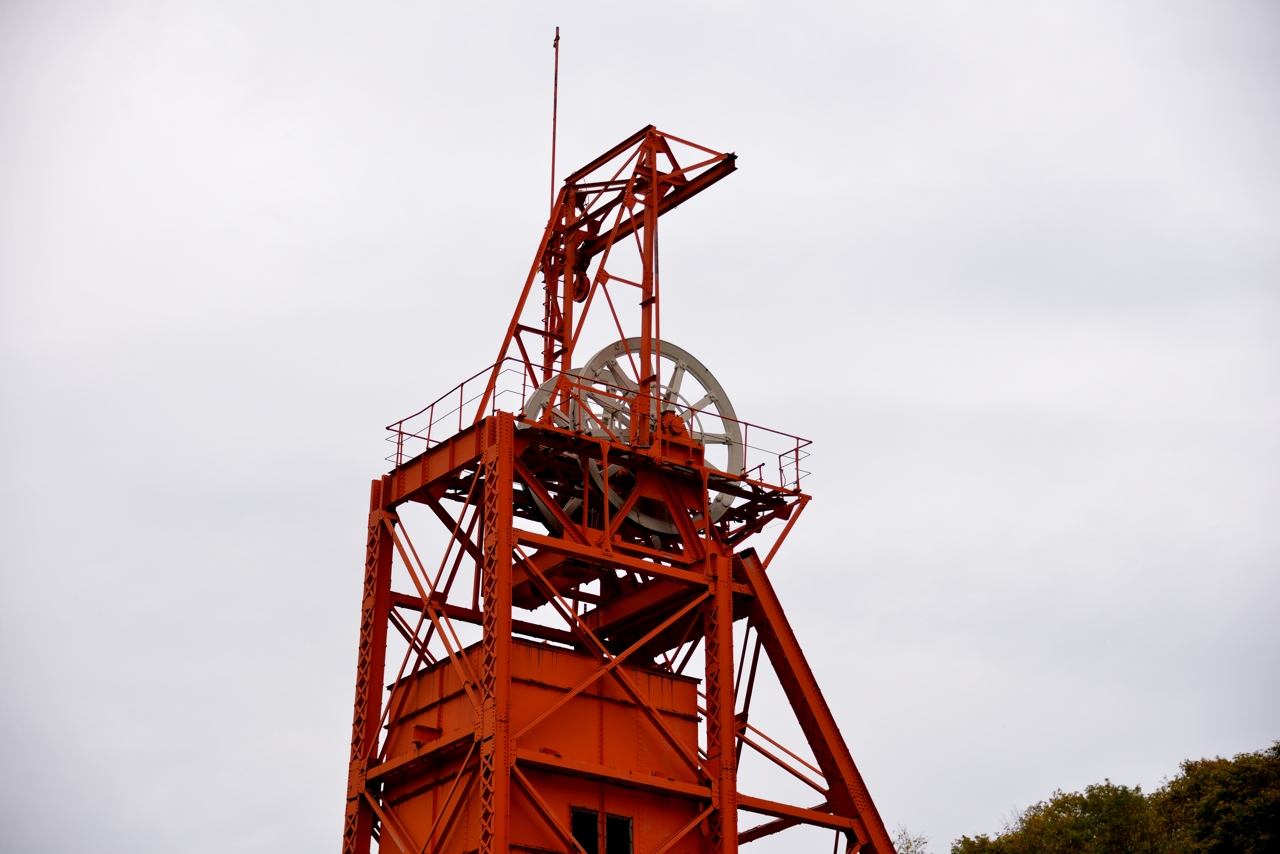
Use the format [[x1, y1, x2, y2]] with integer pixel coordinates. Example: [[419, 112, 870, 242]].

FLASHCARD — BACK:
[[550, 26, 560, 211]]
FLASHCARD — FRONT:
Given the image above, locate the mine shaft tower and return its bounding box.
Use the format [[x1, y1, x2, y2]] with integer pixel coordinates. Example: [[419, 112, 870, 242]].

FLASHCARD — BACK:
[[342, 127, 895, 854]]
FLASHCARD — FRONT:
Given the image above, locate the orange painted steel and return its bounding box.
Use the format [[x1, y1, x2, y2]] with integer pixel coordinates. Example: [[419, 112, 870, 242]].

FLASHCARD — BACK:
[[342, 128, 896, 854]]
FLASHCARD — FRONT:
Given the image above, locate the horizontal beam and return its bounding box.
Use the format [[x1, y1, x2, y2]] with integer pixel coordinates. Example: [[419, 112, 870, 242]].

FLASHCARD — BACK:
[[582, 577, 690, 635], [516, 530, 710, 587], [738, 802, 829, 845], [367, 732, 474, 783], [390, 591, 578, 647], [564, 125, 654, 184], [578, 156, 737, 261], [381, 422, 487, 508], [517, 530, 752, 600], [514, 748, 712, 803], [737, 795, 857, 834]]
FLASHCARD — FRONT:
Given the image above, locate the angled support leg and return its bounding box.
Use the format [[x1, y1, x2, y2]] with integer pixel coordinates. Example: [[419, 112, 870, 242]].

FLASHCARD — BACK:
[[738, 548, 893, 854]]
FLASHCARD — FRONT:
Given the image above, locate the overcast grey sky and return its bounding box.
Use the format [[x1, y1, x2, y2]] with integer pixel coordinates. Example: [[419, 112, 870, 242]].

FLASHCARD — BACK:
[[1, 1, 1277, 851]]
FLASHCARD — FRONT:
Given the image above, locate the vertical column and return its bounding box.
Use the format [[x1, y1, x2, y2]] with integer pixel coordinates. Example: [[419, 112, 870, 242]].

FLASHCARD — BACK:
[[634, 135, 658, 448], [560, 234, 576, 383], [703, 549, 738, 852], [478, 414, 515, 854], [542, 200, 563, 382], [343, 479, 394, 854]]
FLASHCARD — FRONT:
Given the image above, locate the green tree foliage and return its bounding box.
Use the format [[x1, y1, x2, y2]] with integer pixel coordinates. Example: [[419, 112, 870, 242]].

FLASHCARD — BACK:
[[1152, 742, 1280, 853], [951, 742, 1280, 854]]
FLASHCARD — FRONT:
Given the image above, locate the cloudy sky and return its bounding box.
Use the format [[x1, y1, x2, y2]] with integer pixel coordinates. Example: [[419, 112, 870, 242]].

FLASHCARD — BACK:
[[1, 1, 1276, 851]]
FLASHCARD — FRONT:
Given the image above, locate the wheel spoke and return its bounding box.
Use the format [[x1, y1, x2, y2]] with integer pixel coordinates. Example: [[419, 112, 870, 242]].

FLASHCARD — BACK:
[[693, 431, 731, 445], [586, 388, 625, 415], [664, 364, 686, 403], [602, 358, 638, 392], [688, 392, 714, 413]]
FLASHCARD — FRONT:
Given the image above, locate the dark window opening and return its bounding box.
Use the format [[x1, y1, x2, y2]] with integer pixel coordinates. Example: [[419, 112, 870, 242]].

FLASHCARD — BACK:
[[571, 808, 599, 854], [605, 814, 633, 854]]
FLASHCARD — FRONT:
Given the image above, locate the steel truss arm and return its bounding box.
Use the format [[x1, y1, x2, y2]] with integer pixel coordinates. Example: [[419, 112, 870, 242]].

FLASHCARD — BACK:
[[577, 153, 736, 261]]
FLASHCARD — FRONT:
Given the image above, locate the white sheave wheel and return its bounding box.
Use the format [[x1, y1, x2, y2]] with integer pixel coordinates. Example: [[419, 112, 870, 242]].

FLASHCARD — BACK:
[[522, 338, 743, 534]]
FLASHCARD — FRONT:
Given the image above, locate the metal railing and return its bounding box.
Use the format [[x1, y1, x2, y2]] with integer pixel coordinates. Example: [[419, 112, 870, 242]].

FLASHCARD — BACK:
[[387, 358, 811, 492]]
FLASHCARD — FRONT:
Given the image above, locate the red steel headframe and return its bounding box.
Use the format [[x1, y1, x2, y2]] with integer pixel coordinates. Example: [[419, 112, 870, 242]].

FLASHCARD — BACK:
[[341, 127, 896, 854]]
